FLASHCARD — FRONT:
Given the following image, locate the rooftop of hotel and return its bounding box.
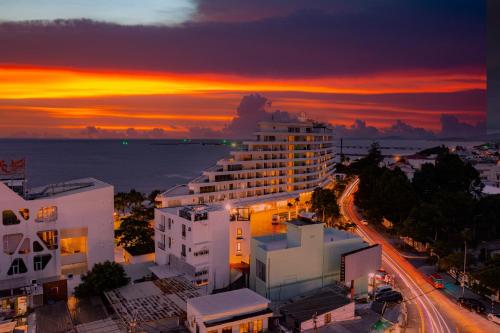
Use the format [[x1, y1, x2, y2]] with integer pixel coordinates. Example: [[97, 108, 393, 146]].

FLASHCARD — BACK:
[[188, 288, 269, 317], [26, 177, 111, 199]]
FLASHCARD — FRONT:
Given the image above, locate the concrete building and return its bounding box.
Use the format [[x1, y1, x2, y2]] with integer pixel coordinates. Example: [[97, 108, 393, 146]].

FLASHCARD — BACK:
[[475, 161, 500, 188], [153, 204, 251, 293], [0, 178, 114, 314], [279, 288, 354, 332], [249, 219, 377, 301], [186, 288, 272, 333]]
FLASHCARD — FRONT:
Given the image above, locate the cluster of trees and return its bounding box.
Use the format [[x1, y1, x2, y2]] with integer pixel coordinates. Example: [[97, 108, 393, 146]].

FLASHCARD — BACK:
[[351, 143, 500, 292], [74, 261, 129, 298], [114, 189, 162, 255]]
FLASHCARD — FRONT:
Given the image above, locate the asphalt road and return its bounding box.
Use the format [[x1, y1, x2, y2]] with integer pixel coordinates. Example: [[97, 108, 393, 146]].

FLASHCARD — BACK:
[[339, 178, 499, 333]]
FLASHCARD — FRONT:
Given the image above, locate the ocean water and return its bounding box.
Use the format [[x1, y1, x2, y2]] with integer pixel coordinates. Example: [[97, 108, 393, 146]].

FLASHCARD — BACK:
[[0, 139, 231, 193], [0, 138, 481, 193]]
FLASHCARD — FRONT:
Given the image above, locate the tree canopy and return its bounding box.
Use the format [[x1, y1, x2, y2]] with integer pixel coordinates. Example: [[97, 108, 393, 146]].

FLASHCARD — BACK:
[[311, 188, 340, 225], [74, 261, 129, 298]]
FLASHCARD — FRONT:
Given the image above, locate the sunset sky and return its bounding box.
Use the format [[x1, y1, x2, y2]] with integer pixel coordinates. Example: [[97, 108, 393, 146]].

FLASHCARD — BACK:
[[0, 0, 486, 138]]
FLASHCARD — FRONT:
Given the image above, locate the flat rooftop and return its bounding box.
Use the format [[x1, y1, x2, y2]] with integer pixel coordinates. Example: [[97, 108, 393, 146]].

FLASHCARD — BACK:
[[280, 289, 351, 323], [254, 226, 361, 251], [27, 177, 111, 199], [160, 184, 190, 197], [188, 288, 269, 317]]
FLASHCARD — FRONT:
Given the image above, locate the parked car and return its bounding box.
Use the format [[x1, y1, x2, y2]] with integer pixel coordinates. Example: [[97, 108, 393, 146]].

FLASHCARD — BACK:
[[487, 313, 500, 325], [374, 285, 392, 295], [457, 297, 485, 313], [375, 291, 403, 303], [361, 219, 369, 225]]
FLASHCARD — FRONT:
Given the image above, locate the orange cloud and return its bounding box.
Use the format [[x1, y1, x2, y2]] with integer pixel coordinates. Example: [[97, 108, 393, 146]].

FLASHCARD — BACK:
[[0, 65, 485, 100]]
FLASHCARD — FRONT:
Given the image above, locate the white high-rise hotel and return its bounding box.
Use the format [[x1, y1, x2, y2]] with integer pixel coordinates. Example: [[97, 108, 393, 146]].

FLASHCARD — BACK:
[[154, 118, 336, 292], [157, 119, 335, 208]]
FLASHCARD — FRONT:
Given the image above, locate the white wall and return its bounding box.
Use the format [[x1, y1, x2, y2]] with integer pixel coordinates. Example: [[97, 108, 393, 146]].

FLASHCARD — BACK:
[[299, 302, 355, 331], [0, 179, 114, 293]]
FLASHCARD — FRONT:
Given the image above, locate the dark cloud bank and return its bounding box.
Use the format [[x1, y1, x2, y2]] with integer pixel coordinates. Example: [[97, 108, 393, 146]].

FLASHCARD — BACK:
[[188, 94, 486, 140], [0, 0, 484, 78]]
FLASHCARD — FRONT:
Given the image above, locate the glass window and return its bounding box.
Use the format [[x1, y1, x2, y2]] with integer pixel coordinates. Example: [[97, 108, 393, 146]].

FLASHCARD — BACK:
[[37, 230, 58, 250], [182, 224, 186, 238], [240, 322, 250, 333], [3, 234, 23, 254], [33, 240, 44, 252], [2, 210, 20, 225], [19, 208, 29, 220], [237, 242, 241, 252], [324, 313, 331, 324], [7, 258, 27, 275], [34, 254, 52, 271], [256, 259, 266, 282], [237, 228, 243, 238], [35, 206, 57, 222], [252, 320, 263, 333], [221, 327, 232, 333]]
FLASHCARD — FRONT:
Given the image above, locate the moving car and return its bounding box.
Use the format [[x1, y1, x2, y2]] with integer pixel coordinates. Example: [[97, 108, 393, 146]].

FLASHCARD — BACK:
[[487, 313, 500, 325], [375, 291, 403, 303], [457, 297, 485, 313]]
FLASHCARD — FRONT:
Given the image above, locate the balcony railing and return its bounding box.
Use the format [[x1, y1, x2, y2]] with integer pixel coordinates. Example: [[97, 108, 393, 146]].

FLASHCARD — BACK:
[[158, 242, 166, 250], [158, 224, 165, 232]]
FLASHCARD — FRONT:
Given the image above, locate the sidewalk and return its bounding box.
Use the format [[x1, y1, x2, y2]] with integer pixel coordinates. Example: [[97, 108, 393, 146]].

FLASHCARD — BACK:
[[416, 264, 500, 314]]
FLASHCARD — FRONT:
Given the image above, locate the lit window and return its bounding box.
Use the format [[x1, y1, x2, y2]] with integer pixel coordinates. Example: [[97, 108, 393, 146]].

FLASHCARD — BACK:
[[237, 242, 241, 252], [325, 313, 332, 324], [237, 228, 243, 239], [37, 230, 58, 250], [35, 206, 57, 223], [240, 323, 250, 333]]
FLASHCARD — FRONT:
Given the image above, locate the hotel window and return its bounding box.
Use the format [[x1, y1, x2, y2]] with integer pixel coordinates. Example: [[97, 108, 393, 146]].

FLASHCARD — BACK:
[[236, 228, 243, 239], [252, 319, 263, 333], [182, 224, 186, 239], [168, 218, 172, 230], [240, 322, 250, 333], [35, 206, 57, 222], [181, 244, 186, 257], [168, 237, 172, 249], [221, 327, 232, 333], [256, 259, 266, 282], [236, 242, 241, 253], [19, 208, 29, 220]]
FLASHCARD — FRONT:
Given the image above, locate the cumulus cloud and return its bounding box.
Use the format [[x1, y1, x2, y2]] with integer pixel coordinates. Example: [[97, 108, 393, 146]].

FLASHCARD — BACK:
[[189, 94, 296, 139], [333, 120, 380, 139], [383, 120, 435, 139], [440, 115, 486, 138]]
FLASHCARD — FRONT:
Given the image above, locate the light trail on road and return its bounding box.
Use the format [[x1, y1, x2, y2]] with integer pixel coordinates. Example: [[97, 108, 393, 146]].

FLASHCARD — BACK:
[[338, 178, 496, 333]]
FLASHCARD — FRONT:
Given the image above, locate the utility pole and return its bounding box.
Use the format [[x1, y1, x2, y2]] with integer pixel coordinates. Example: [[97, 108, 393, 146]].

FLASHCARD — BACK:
[[462, 241, 467, 297]]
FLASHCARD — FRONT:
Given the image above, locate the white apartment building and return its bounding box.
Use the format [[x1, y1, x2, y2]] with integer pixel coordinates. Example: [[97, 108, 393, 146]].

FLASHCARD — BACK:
[[475, 161, 500, 188], [186, 288, 272, 333], [0, 177, 114, 314], [153, 204, 251, 293], [249, 219, 380, 301], [157, 120, 335, 210]]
